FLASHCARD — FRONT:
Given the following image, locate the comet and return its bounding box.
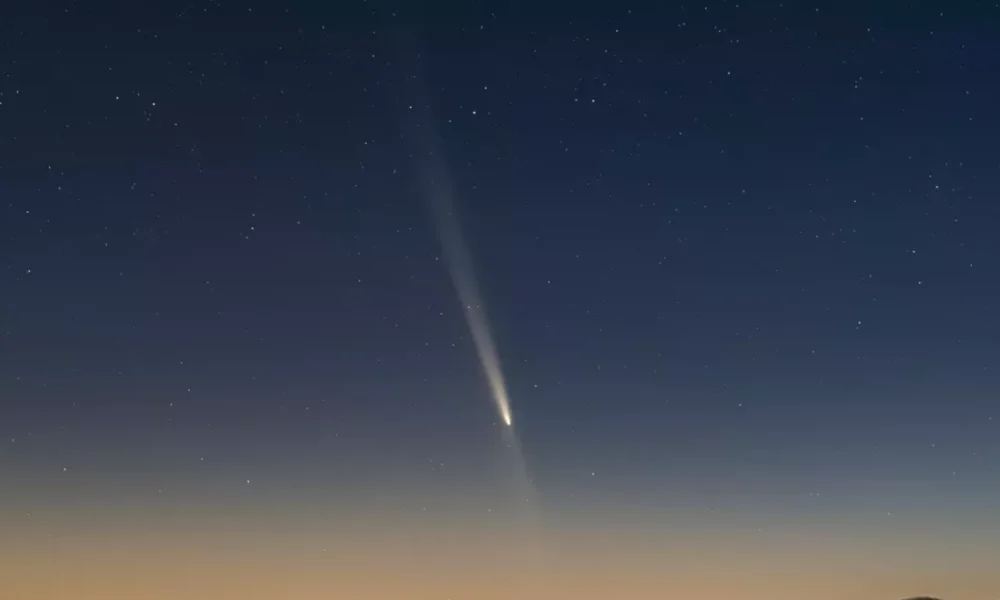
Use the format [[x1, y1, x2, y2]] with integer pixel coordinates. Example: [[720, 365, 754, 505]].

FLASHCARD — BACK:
[[397, 52, 516, 429], [399, 72, 546, 571], [435, 218, 514, 427], [381, 32, 547, 572], [423, 154, 514, 428]]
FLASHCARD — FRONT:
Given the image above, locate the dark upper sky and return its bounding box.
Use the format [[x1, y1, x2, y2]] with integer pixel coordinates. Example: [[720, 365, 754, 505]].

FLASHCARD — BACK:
[[3, 0, 1000, 540]]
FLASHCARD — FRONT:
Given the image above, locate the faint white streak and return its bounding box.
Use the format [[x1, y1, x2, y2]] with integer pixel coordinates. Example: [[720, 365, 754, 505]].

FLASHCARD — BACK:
[[427, 182, 513, 427], [401, 58, 513, 428]]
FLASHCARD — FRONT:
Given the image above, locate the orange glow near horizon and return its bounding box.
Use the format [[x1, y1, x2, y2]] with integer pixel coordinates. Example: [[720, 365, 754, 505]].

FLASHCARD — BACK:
[[3, 516, 998, 600]]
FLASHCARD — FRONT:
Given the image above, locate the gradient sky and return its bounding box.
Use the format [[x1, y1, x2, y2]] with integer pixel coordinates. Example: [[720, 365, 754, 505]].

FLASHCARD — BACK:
[[3, 1, 1000, 598]]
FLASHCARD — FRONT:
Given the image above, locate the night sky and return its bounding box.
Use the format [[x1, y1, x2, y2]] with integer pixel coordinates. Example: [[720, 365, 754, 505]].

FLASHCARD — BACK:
[[3, 1, 1000, 598]]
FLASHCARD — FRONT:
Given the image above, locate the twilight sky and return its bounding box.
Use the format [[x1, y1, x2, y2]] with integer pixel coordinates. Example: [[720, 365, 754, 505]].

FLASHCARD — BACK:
[[2, 1, 1000, 598]]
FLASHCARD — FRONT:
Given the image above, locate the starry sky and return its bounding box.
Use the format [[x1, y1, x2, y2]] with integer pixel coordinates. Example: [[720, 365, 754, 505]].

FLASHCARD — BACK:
[[3, 1, 1000, 598]]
